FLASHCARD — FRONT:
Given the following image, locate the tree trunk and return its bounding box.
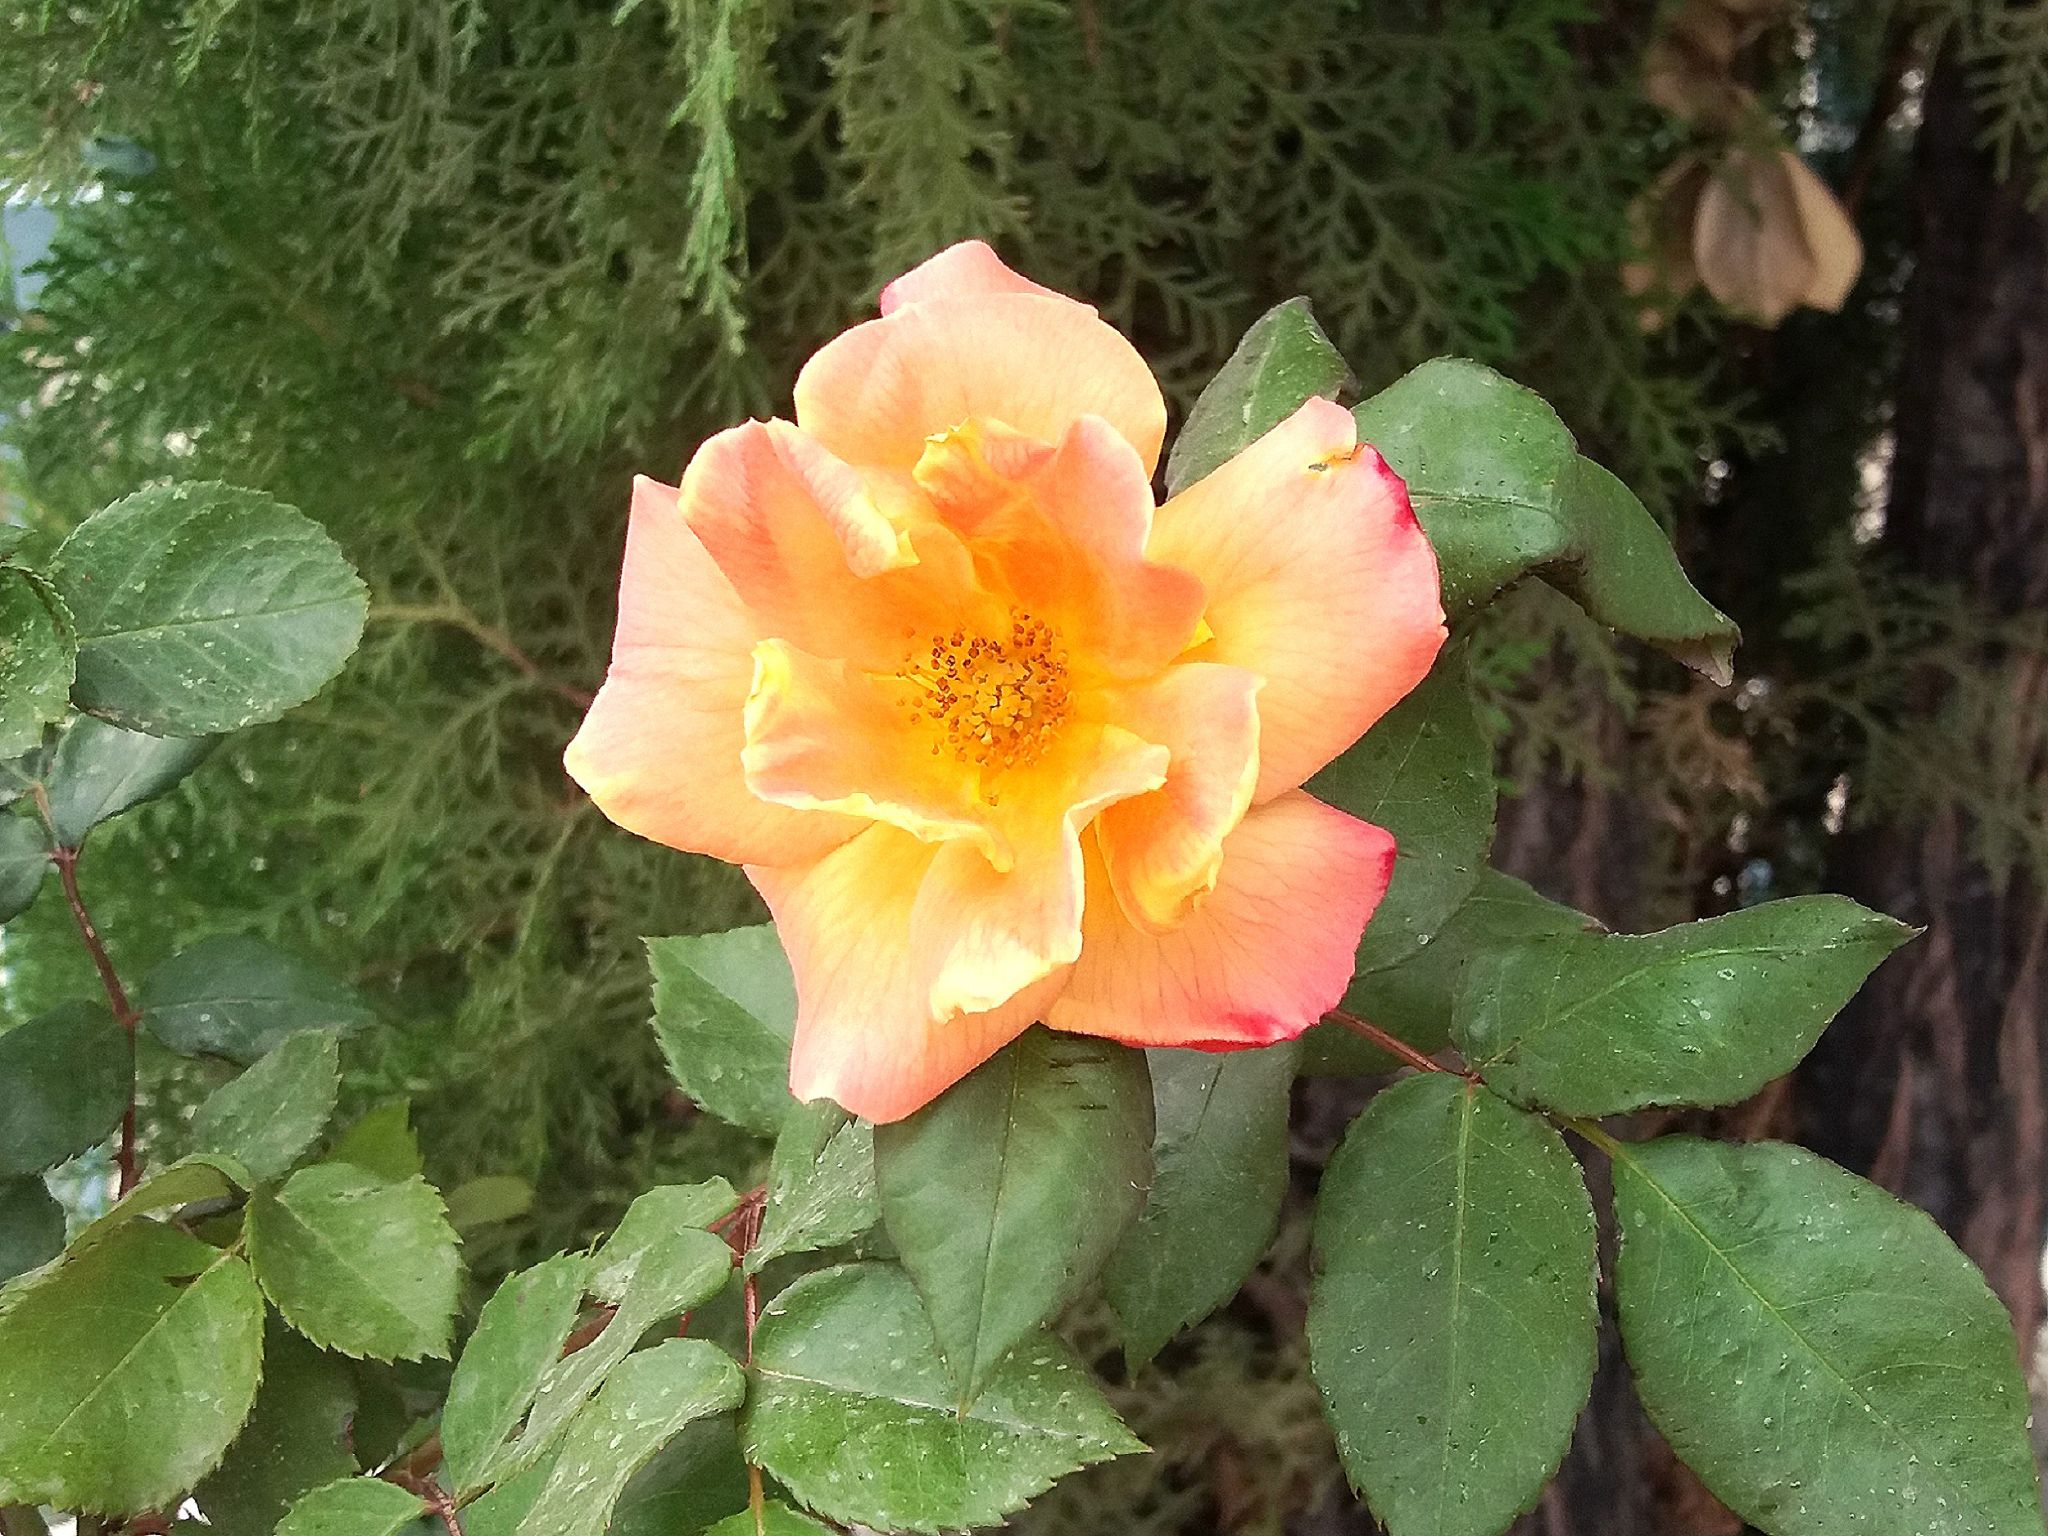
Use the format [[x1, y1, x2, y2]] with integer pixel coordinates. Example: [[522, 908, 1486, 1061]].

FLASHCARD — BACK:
[[1796, 41, 2048, 1355], [1511, 44, 2048, 1536]]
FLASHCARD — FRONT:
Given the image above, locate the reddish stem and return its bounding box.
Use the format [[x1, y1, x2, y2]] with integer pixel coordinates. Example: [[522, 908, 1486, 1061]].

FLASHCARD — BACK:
[[1321, 1008, 1474, 1080], [36, 791, 141, 1195], [386, 1471, 462, 1536]]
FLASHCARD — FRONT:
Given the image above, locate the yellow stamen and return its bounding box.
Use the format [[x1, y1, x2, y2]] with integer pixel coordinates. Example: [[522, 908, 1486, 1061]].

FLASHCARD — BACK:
[[900, 610, 1071, 770]]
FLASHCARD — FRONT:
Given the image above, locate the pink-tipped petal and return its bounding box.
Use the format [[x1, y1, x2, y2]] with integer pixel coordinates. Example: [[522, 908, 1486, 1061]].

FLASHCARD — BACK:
[[880, 241, 1071, 314], [1150, 398, 1446, 800], [1095, 662, 1263, 933], [565, 477, 857, 867], [795, 293, 1167, 476], [1046, 791, 1394, 1048], [750, 826, 1068, 1124]]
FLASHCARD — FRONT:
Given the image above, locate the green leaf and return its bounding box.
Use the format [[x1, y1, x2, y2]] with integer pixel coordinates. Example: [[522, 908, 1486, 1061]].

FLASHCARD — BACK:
[[245, 1164, 461, 1361], [325, 1099, 422, 1181], [749, 1101, 879, 1274], [0, 566, 72, 761], [1303, 871, 1594, 1075], [198, 1322, 358, 1536], [1309, 648, 1496, 983], [1308, 1075, 1596, 1536], [1353, 358, 1576, 618], [0, 1176, 63, 1284], [703, 1503, 835, 1536], [874, 1029, 1153, 1402], [518, 1339, 745, 1536], [50, 482, 368, 737], [275, 1477, 424, 1536], [589, 1180, 738, 1300], [1550, 457, 1737, 685], [1455, 896, 1915, 1117], [0, 814, 50, 922], [0, 730, 59, 811], [142, 934, 378, 1063], [445, 1174, 534, 1234], [40, 715, 213, 847], [1611, 1137, 2042, 1536], [441, 1253, 592, 1498], [1354, 359, 1735, 677], [71, 1153, 251, 1252], [647, 926, 797, 1134], [491, 1190, 735, 1485], [1103, 1043, 1297, 1369], [743, 1264, 1142, 1534], [190, 1029, 342, 1182], [462, 1456, 555, 1536], [606, 1419, 748, 1536], [1165, 297, 1351, 495], [0, 1223, 264, 1512], [0, 1000, 130, 1175]]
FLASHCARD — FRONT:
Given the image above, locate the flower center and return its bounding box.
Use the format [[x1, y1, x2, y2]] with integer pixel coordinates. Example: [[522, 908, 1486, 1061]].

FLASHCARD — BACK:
[[903, 611, 1072, 770]]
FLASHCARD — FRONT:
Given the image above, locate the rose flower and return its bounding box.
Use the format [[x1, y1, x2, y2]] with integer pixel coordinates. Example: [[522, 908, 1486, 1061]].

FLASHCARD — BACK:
[[567, 242, 1445, 1122]]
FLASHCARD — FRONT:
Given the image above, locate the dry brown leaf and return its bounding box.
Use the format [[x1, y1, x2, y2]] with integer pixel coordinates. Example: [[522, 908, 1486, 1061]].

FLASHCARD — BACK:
[[1694, 147, 1822, 324], [1644, 33, 1755, 128], [1782, 149, 1864, 310], [1624, 156, 1712, 315]]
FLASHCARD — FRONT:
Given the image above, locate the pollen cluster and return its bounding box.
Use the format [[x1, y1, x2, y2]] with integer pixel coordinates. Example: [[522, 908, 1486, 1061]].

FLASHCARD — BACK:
[[903, 611, 1072, 770]]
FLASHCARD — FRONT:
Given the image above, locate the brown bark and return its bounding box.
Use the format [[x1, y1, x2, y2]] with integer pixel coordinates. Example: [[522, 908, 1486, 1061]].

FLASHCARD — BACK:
[[1796, 43, 2048, 1352]]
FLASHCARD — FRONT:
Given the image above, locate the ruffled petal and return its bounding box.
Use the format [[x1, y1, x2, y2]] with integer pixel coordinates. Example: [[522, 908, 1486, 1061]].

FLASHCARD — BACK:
[[880, 240, 1067, 314], [1094, 662, 1262, 933], [565, 477, 857, 867], [1149, 398, 1446, 800], [913, 415, 1205, 677], [1046, 791, 1394, 1048], [795, 293, 1168, 476], [912, 722, 1168, 1018], [678, 419, 971, 669], [741, 638, 997, 856], [750, 825, 1068, 1124]]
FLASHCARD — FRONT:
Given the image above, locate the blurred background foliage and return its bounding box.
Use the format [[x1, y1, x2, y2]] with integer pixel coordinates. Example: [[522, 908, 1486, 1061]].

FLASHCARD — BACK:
[[4, 1, 2048, 1531]]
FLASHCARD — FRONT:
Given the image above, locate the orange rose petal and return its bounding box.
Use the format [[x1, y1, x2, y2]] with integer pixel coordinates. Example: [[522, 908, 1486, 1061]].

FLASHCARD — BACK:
[[879, 239, 1069, 314], [564, 477, 857, 867], [679, 420, 966, 671], [795, 292, 1167, 476], [914, 415, 1206, 678], [1150, 398, 1447, 800], [911, 722, 1168, 1019], [1046, 791, 1394, 1048], [1094, 661, 1263, 933], [750, 825, 1067, 1124], [741, 638, 999, 858]]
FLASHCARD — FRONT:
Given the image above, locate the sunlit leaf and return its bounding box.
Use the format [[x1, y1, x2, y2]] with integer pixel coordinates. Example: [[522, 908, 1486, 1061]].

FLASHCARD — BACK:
[[246, 1163, 461, 1361], [51, 482, 368, 737], [647, 926, 798, 1134], [189, 1028, 342, 1181], [743, 1264, 1142, 1533], [0, 1223, 264, 1512]]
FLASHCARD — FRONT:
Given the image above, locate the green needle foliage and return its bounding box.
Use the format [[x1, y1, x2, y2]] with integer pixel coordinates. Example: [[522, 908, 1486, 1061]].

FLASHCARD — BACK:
[[0, 0, 1757, 1222]]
